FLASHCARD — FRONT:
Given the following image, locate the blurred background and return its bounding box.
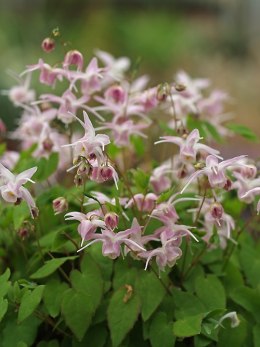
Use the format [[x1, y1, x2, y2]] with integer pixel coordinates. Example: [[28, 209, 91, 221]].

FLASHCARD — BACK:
[[0, 0, 259, 156]]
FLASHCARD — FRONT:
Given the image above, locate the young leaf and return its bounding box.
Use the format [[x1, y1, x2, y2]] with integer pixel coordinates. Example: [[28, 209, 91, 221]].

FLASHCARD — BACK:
[[107, 286, 140, 347], [18, 285, 45, 323]]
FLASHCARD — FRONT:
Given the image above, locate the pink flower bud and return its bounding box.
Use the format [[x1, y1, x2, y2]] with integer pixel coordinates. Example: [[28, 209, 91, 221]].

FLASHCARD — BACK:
[[224, 179, 232, 191], [53, 197, 68, 215], [77, 162, 91, 176], [63, 50, 84, 70], [143, 193, 157, 211], [42, 138, 54, 152], [100, 167, 113, 181], [156, 83, 169, 102], [74, 174, 84, 187], [104, 212, 119, 230], [31, 207, 39, 219], [18, 226, 30, 240], [41, 38, 55, 53], [105, 85, 126, 104], [210, 202, 224, 220]]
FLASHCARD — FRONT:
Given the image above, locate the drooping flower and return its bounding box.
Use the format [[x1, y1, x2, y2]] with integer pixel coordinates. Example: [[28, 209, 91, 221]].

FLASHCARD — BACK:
[[63, 111, 110, 163], [155, 129, 221, 162], [181, 154, 248, 193], [0, 164, 37, 217], [65, 210, 105, 246], [77, 222, 145, 259]]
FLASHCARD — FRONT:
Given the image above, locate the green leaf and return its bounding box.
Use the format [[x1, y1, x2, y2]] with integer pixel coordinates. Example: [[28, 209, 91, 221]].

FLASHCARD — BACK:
[[34, 153, 59, 181], [131, 169, 150, 193], [2, 315, 40, 347], [217, 316, 247, 347], [149, 312, 175, 347], [107, 286, 140, 347], [43, 279, 69, 318], [222, 262, 244, 295], [253, 324, 260, 347], [113, 259, 139, 289], [186, 115, 207, 138], [195, 275, 226, 310], [61, 255, 104, 341], [30, 256, 78, 279], [0, 298, 8, 322], [62, 289, 92, 341], [136, 271, 166, 321], [131, 136, 145, 157], [72, 324, 108, 347], [230, 286, 260, 322], [203, 121, 223, 143], [0, 268, 11, 298], [157, 186, 175, 204], [13, 202, 30, 229], [18, 285, 45, 323], [107, 142, 121, 160], [226, 123, 258, 142], [173, 313, 204, 338], [172, 288, 206, 319]]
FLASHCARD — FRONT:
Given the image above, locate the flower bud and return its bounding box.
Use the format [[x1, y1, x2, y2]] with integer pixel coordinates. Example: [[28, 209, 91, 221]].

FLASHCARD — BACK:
[[74, 174, 84, 187], [156, 83, 169, 102], [105, 85, 126, 104], [31, 207, 39, 219], [18, 226, 30, 240], [174, 83, 186, 92], [42, 138, 54, 152], [53, 197, 68, 215], [63, 50, 84, 70], [100, 167, 113, 181], [224, 178, 232, 191], [41, 38, 55, 53], [104, 212, 119, 230], [210, 202, 224, 220], [77, 162, 91, 176]]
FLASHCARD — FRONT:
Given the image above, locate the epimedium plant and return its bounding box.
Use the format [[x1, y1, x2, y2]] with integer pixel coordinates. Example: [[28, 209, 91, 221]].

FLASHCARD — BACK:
[[0, 31, 260, 347]]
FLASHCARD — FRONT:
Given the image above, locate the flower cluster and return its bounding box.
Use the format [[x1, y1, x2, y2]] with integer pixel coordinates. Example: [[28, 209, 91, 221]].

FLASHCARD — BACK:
[[2, 46, 260, 274]]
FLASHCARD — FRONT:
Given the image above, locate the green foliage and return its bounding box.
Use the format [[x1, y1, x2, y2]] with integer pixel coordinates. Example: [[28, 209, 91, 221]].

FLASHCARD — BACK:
[[18, 285, 45, 323], [226, 123, 258, 142], [107, 286, 140, 347]]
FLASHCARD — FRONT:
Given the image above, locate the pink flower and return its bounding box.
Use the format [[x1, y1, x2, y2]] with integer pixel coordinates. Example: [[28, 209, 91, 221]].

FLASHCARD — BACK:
[[181, 154, 247, 193], [63, 111, 110, 163], [95, 50, 130, 83], [21, 59, 64, 87], [174, 70, 210, 98], [0, 164, 37, 217], [97, 116, 148, 146], [77, 222, 145, 259], [141, 231, 182, 271], [39, 89, 103, 124], [2, 73, 35, 106], [242, 187, 260, 213], [155, 129, 220, 162], [63, 50, 84, 71], [65, 211, 105, 246], [125, 193, 158, 212]]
